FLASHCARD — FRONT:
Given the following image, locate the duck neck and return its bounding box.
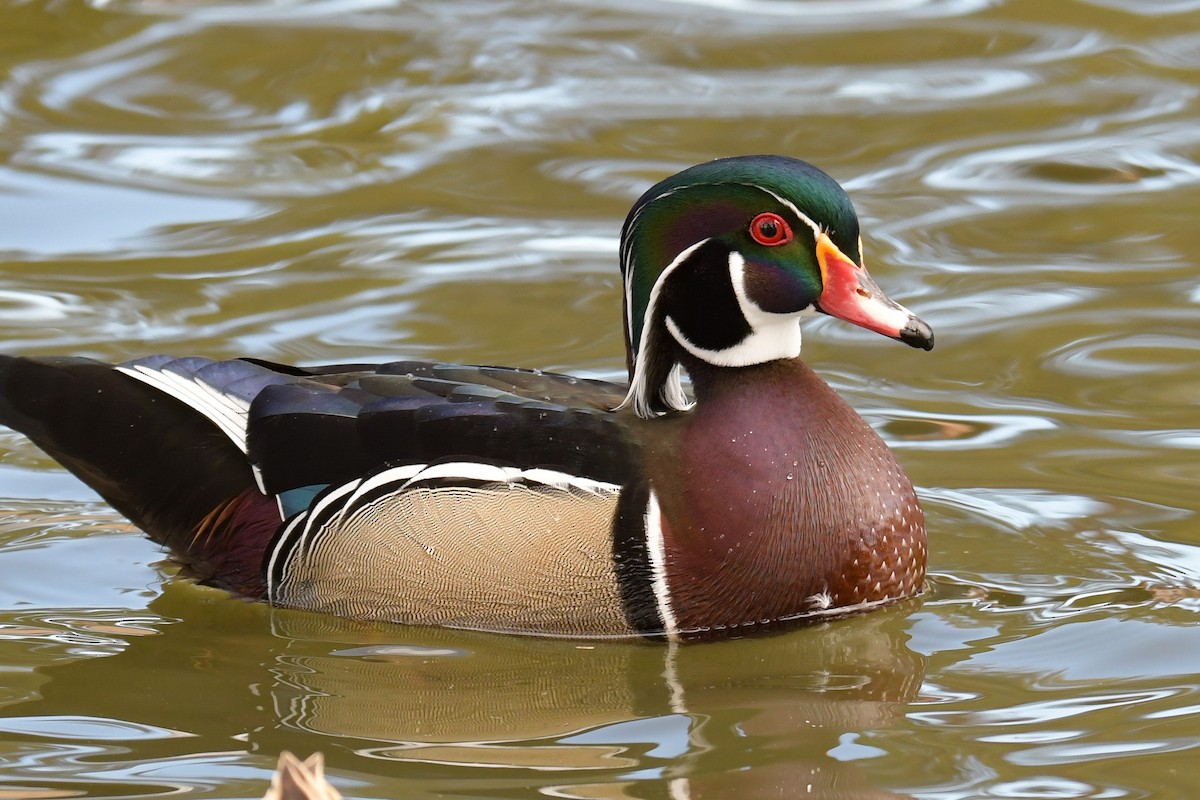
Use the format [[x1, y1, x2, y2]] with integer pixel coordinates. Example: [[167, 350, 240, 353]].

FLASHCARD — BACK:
[[682, 352, 806, 409]]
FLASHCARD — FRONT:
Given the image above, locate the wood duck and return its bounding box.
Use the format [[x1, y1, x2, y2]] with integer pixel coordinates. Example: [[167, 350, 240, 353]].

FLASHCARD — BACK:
[[0, 155, 933, 639]]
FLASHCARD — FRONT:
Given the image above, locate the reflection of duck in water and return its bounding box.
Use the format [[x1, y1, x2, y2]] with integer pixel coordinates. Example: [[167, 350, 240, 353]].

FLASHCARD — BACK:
[[264, 608, 924, 799], [0, 155, 933, 638], [265, 607, 920, 740], [11, 586, 925, 798]]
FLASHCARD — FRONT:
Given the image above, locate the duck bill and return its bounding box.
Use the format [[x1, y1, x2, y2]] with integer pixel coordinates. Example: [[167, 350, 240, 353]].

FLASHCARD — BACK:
[[815, 233, 934, 351]]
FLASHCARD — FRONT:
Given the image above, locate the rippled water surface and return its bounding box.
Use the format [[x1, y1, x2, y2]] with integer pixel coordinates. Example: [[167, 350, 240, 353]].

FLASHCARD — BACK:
[[2, 0, 1199, 798]]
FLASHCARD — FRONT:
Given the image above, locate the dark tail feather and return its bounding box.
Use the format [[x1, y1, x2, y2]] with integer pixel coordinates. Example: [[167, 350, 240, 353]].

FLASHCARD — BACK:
[[0, 355, 277, 596]]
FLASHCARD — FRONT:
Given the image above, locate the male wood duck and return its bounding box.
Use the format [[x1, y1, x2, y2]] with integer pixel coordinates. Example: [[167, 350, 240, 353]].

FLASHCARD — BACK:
[[0, 155, 933, 639]]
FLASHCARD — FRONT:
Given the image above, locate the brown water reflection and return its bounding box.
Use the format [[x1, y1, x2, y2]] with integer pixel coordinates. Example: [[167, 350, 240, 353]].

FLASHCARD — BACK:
[[6, 580, 922, 798], [2, 0, 1200, 797]]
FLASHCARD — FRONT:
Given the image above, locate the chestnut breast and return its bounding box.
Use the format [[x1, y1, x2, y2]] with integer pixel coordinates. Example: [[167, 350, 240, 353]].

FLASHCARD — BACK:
[[643, 359, 926, 634]]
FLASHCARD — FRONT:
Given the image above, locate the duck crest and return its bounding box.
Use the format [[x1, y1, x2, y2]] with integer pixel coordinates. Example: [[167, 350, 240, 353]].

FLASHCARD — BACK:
[[0, 154, 934, 639], [618, 156, 865, 419]]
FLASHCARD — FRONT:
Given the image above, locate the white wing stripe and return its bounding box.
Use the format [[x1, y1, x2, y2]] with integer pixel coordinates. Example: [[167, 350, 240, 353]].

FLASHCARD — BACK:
[[266, 460, 622, 600], [117, 364, 250, 454]]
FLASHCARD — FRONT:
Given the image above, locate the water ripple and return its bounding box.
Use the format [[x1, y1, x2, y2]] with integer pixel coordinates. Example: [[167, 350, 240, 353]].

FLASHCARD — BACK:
[[1081, 0, 1200, 14], [1044, 333, 1200, 378], [926, 128, 1200, 197], [655, 0, 994, 19], [0, 288, 84, 322], [922, 487, 1109, 532], [0, 715, 190, 741]]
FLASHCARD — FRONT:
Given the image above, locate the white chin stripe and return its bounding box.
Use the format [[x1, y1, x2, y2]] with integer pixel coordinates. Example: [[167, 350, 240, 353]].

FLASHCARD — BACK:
[[664, 251, 807, 368]]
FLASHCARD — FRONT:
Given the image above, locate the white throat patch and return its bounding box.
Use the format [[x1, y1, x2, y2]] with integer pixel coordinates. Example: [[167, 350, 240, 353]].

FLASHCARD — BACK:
[[666, 251, 809, 367]]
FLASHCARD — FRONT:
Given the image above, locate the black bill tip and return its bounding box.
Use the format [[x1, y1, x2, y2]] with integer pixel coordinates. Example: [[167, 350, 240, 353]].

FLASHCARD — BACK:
[[900, 317, 934, 351]]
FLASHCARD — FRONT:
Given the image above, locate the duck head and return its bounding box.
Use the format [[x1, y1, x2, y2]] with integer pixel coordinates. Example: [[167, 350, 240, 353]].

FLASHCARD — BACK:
[[618, 155, 933, 418]]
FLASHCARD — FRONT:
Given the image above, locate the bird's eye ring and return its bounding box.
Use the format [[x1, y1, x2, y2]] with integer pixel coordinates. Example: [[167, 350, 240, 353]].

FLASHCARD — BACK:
[[749, 212, 792, 246]]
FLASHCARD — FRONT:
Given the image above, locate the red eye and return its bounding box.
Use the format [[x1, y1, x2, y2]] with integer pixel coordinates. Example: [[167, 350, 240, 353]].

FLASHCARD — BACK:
[[749, 212, 792, 246]]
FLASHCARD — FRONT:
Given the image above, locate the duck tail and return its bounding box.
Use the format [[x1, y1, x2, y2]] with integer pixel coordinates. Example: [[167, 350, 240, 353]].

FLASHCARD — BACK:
[[0, 354, 278, 596]]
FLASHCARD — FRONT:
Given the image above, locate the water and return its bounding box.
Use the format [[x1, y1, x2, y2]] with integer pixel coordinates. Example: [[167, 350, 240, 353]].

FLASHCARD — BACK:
[[2, 0, 1199, 797]]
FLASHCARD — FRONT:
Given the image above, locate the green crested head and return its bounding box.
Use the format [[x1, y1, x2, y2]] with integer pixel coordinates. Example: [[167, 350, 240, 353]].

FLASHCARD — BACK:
[[615, 155, 932, 419], [619, 155, 862, 359]]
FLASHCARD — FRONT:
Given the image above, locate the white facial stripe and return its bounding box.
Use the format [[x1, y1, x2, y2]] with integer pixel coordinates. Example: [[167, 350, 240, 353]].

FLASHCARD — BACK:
[[621, 181, 823, 348], [617, 239, 708, 417], [621, 187, 678, 348], [621, 189, 697, 349], [729, 249, 813, 352], [664, 251, 807, 368], [622, 179, 824, 350], [752, 185, 823, 240], [619, 179, 829, 415]]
